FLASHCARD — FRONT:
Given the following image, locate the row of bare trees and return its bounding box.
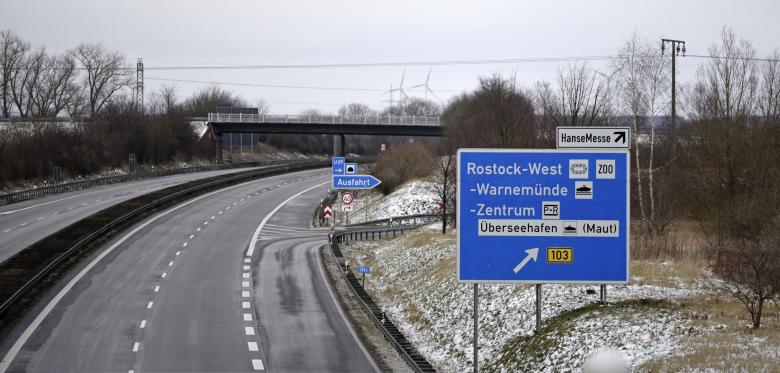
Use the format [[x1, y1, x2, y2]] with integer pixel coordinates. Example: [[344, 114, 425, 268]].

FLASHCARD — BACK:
[[1, 30, 132, 118]]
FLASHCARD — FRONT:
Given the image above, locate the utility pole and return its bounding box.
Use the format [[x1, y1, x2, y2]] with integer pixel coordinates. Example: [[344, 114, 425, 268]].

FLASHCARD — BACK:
[[136, 58, 144, 113], [661, 39, 686, 162]]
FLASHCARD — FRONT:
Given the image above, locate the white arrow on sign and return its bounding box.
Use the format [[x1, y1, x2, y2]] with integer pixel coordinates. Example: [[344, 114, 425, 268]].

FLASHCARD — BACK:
[[512, 248, 539, 273]]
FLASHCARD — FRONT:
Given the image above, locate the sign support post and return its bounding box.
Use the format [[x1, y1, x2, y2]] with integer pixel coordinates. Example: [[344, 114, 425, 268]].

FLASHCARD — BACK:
[[600, 284, 607, 304], [362, 272, 366, 287], [473, 283, 479, 373], [535, 284, 542, 333]]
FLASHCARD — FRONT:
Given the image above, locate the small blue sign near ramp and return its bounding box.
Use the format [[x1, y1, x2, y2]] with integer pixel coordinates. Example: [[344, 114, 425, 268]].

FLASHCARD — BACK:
[[357, 266, 372, 274], [457, 149, 629, 284], [332, 157, 346, 175]]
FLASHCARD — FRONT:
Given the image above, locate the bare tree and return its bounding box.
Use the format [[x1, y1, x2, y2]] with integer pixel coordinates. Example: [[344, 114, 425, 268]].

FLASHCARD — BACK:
[[71, 43, 131, 117], [612, 33, 673, 236], [433, 151, 456, 234], [689, 27, 758, 122], [758, 50, 780, 123], [553, 62, 613, 126], [712, 220, 780, 329], [339, 102, 375, 116], [383, 97, 439, 117], [444, 75, 537, 148], [0, 30, 30, 117], [183, 85, 245, 116], [9, 47, 46, 117], [30, 53, 80, 117]]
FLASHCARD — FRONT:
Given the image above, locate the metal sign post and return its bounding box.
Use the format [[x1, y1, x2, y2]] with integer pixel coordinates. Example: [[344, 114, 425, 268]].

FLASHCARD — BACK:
[[473, 283, 479, 373], [535, 284, 542, 333]]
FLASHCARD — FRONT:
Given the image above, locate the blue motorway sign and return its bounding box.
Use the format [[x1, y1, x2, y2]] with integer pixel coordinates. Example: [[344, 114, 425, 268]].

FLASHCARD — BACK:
[[457, 149, 629, 284], [332, 157, 346, 175], [333, 175, 381, 189], [357, 266, 372, 274]]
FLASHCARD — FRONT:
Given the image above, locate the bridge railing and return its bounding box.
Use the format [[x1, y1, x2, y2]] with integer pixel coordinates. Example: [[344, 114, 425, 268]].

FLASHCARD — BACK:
[[208, 113, 440, 126]]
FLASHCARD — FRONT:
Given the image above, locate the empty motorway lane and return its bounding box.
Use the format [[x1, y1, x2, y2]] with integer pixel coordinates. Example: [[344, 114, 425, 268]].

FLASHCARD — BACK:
[[0, 166, 265, 264], [0, 168, 378, 372]]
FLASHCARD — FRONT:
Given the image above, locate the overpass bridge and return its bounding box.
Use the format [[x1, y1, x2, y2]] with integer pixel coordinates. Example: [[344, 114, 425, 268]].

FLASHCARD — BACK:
[[207, 113, 443, 161]]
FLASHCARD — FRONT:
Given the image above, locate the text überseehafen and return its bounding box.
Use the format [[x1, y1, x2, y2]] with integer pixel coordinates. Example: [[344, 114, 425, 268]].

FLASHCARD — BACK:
[[477, 219, 619, 237]]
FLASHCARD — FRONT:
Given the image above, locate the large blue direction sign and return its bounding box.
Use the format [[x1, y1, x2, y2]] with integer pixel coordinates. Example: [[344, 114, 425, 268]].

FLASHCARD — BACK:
[[457, 149, 629, 283]]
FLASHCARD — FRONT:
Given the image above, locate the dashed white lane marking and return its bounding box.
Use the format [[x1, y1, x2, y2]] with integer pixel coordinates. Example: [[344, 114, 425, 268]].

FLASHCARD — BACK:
[[227, 206, 231, 210], [161, 272, 167, 278], [175, 251, 180, 256], [140, 320, 146, 328], [242, 291, 250, 298], [129, 370, 135, 373], [19, 222, 28, 227], [189, 234, 194, 239], [168, 261, 174, 267], [196, 227, 201, 232], [218, 211, 223, 215], [244, 327, 255, 336], [242, 302, 250, 309], [242, 273, 250, 279], [154, 286, 160, 293], [147, 302, 153, 309], [244, 258, 251, 263], [132, 342, 140, 352], [233, 202, 237, 205], [243, 265, 250, 271], [242, 281, 249, 288], [2, 229, 10, 233], [203, 221, 208, 225], [243, 313, 253, 321], [247, 342, 259, 351], [0, 177, 287, 373], [210, 216, 215, 219], [251, 359, 264, 371], [182, 242, 188, 247], [37, 217, 44, 221]]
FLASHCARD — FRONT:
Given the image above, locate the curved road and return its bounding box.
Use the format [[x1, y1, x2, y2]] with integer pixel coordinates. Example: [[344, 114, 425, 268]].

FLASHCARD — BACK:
[[0, 168, 378, 372], [0, 166, 265, 264]]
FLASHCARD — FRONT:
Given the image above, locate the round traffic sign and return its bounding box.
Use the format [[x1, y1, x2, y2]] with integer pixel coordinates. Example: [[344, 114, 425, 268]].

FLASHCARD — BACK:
[[340, 192, 353, 205]]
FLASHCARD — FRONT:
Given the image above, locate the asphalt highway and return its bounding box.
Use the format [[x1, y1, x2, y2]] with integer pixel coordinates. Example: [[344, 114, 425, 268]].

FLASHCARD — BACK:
[[0, 167, 264, 264], [0, 168, 378, 372]]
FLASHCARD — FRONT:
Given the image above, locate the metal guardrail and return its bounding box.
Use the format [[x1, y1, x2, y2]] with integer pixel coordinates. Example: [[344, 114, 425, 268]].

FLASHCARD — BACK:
[[344, 213, 453, 228], [0, 160, 328, 320], [208, 113, 441, 126], [0, 161, 283, 206], [327, 216, 439, 372]]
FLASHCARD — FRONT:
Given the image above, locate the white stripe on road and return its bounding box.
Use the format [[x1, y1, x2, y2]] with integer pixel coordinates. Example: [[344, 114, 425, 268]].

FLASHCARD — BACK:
[[242, 301, 250, 309], [0, 177, 283, 373], [182, 242, 188, 247], [244, 326, 255, 336], [242, 281, 249, 288], [243, 313, 253, 321], [161, 272, 167, 278], [140, 320, 146, 328], [251, 359, 264, 370], [242, 273, 250, 279], [242, 291, 250, 298], [246, 181, 329, 257], [132, 342, 140, 352], [248, 342, 259, 351], [154, 286, 160, 293], [168, 261, 173, 267], [175, 251, 180, 256], [147, 302, 153, 309]]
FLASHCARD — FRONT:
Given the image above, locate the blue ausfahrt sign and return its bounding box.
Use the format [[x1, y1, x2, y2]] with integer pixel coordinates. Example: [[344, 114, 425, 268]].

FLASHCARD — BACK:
[[333, 175, 381, 189], [457, 149, 629, 284]]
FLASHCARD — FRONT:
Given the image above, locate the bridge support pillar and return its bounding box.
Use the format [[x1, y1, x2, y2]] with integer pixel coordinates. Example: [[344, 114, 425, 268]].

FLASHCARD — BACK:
[[214, 133, 224, 163], [333, 134, 346, 157]]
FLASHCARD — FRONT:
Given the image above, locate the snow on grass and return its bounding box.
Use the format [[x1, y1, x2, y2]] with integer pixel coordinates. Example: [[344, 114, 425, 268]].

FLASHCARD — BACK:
[[342, 231, 702, 372], [341, 179, 439, 224]]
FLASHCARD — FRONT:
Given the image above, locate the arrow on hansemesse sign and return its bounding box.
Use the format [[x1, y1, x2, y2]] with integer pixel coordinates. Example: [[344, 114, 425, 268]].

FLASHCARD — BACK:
[[613, 131, 627, 144], [332, 175, 381, 190], [512, 248, 539, 273]]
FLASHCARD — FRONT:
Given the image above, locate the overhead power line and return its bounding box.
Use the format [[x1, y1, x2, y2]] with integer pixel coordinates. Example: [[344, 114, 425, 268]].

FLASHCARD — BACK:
[[144, 77, 464, 93]]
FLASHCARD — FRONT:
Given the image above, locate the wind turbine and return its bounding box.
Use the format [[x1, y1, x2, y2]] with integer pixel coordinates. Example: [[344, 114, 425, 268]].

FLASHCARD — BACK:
[[381, 70, 409, 108], [409, 67, 439, 101]]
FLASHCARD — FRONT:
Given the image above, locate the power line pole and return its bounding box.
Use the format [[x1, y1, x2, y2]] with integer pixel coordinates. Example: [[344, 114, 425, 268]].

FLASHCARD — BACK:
[[136, 58, 144, 113], [661, 39, 686, 161]]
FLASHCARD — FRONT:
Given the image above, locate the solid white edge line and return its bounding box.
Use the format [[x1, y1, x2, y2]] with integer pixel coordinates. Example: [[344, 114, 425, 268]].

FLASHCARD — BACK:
[[0, 174, 297, 372], [315, 243, 382, 373]]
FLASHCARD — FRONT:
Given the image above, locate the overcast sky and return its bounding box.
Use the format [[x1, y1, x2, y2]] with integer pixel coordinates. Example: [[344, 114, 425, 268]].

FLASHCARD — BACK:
[[2, 0, 779, 114]]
